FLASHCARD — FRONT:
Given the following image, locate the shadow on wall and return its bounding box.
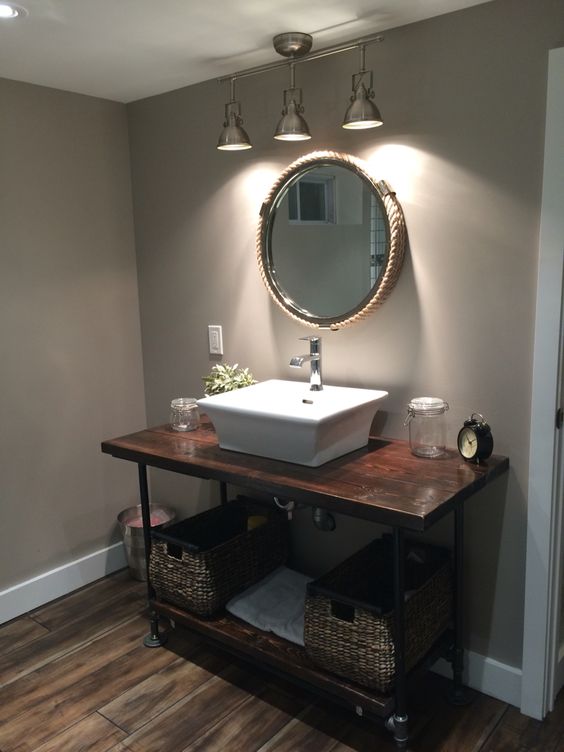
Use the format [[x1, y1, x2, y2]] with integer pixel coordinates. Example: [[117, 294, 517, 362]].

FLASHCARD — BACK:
[[463, 473, 516, 661], [146, 470, 219, 524], [422, 472, 513, 661]]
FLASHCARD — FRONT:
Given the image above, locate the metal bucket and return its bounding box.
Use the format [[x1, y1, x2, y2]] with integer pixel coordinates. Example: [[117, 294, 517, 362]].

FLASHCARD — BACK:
[[117, 504, 176, 581]]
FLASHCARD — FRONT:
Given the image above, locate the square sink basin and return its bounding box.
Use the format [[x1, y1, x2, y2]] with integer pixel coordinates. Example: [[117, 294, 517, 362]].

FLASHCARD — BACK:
[[197, 379, 388, 467]]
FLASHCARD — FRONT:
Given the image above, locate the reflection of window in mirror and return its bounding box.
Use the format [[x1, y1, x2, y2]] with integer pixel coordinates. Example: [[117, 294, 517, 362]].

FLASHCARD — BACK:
[[370, 194, 388, 287], [288, 175, 335, 224]]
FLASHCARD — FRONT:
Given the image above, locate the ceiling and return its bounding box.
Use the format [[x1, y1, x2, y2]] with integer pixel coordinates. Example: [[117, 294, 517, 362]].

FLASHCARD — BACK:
[[0, 0, 493, 103]]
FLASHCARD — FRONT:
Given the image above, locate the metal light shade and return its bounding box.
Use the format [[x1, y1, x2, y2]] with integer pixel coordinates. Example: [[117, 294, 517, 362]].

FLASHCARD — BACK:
[[274, 104, 311, 141], [342, 48, 383, 130], [274, 97, 311, 141], [342, 82, 383, 129], [217, 116, 252, 150], [217, 82, 253, 151], [217, 100, 252, 151]]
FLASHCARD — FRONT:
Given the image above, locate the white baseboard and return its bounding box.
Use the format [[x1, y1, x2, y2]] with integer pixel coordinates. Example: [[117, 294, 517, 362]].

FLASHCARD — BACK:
[[432, 650, 522, 708], [0, 542, 127, 625]]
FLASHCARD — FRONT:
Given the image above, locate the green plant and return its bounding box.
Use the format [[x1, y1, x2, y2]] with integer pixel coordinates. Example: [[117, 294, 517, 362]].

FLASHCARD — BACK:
[[202, 363, 257, 396]]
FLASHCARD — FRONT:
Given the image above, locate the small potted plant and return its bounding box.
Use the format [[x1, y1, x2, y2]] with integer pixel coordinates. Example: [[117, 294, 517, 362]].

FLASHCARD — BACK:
[[202, 363, 257, 396]]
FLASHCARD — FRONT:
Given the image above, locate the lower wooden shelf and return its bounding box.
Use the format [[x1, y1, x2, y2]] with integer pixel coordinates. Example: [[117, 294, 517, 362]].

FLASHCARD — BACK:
[[152, 599, 396, 719]]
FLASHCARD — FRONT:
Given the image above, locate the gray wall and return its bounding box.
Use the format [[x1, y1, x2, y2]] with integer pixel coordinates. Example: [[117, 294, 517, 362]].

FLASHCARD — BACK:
[[0, 79, 146, 589], [127, 0, 562, 669]]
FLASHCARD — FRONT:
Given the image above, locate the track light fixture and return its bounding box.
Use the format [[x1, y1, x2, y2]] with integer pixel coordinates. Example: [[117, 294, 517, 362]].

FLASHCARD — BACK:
[[217, 31, 384, 151], [274, 63, 311, 142], [342, 44, 383, 130], [217, 78, 252, 151]]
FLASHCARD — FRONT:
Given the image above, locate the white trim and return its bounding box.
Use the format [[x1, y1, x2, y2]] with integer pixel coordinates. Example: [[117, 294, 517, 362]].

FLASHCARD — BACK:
[[548, 379, 564, 703], [432, 652, 522, 708], [521, 46, 564, 720], [0, 542, 127, 624]]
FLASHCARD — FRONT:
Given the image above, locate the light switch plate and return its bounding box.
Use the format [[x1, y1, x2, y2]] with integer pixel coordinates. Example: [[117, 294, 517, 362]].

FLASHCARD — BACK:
[[208, 324, 223, 355]]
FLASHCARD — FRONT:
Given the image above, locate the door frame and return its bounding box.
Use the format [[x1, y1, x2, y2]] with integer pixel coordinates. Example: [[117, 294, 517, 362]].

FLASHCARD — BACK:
[[521, 46, 564, 719]]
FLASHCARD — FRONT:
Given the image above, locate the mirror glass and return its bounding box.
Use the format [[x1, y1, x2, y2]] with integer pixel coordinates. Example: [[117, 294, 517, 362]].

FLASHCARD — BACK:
[[257, 152, 406, 330]]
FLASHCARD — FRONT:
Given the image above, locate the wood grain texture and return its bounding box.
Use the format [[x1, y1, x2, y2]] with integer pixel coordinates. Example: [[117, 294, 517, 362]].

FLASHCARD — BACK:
[[255, 704, 351, 752], [412, 691, 507, 752], [30, 712, 126, 752], [0, 617, 151, 726], [181, 685, 308, 752], [484, 689, 564, 752], [0, 614, 49, 655], [99, 645, 229, 733], [481, 724, 526, 752], [118, 663, 268, 752], [101, 423, 509, 531], [2, 628, 197, 751], [0, 588, 146, 686], [30, 569, 144, 630]]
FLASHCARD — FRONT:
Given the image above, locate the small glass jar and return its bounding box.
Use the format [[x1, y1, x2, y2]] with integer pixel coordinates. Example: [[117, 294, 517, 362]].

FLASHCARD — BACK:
[[404, 397, 449, 458], [170, 397, 199, 432]]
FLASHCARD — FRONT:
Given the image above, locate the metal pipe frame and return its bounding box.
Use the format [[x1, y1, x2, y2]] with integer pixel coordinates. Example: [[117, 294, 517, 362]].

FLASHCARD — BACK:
[[390, 526, 409, 750], [138, 463, 167, 647], [135, 463, 466, 745], [448, 502, 472, 705]]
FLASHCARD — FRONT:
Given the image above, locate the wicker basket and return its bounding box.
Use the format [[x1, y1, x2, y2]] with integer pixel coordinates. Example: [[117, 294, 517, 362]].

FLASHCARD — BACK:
[[149, 498, 288, 617], [304, 536, 452, 693]]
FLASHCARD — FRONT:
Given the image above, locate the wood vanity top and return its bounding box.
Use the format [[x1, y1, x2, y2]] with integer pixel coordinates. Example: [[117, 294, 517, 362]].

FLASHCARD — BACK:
[[101, 418, 509, 531]]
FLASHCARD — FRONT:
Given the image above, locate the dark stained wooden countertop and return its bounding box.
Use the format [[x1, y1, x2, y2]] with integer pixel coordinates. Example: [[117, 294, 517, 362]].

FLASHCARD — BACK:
[[101, 418, 509, 531]]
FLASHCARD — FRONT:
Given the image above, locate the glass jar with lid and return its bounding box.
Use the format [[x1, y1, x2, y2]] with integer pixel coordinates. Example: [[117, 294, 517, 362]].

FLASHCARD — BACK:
[[404, 397, 449, 458], [170, 397, 199, 432]]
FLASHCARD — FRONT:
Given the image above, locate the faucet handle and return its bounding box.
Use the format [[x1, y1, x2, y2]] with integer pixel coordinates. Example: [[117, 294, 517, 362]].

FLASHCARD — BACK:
[[298, 335, 321, 357]]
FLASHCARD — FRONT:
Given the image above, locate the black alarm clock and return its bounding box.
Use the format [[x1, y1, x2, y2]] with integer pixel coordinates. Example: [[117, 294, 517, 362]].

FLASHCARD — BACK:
[[457, 413, 494, 463]]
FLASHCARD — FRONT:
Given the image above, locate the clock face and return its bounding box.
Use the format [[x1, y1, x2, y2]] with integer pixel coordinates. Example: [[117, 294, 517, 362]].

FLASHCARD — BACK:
[[458, 426, 478, 459]]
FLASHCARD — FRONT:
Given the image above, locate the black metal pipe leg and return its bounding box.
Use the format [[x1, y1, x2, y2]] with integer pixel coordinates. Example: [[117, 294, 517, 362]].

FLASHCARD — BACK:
[[385, 714, 409, 750], [220, 481, 228, 505], [138, 463, 167, 648], [448, 503, 471, 704], [390, 527, 409, 750]]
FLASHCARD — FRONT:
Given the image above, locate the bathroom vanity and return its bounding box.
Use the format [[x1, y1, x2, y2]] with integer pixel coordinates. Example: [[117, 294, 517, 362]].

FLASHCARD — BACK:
[[101, 418, 508, 749]]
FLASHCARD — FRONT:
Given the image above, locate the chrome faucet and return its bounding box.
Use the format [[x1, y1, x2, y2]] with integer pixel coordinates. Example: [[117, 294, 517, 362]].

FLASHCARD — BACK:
[[290, 336, 322, 391]]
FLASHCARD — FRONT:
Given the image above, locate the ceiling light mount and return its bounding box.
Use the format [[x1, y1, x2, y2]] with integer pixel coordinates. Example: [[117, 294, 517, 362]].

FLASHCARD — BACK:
[[272, 32, 313, 59]]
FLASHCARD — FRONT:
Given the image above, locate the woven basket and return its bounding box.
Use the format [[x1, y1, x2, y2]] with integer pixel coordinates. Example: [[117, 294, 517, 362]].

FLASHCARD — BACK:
[[149, 498, 288, 617], [304, 536, 452, 693]]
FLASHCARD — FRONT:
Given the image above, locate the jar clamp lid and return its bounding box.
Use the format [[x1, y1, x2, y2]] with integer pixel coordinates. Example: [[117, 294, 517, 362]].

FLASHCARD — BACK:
[[171, 397, 197, 408], [404, 397, 449, 424]]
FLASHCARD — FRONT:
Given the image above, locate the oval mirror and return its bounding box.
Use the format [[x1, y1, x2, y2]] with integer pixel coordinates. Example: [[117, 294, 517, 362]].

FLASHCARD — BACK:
[[257, 151, 407, 330]]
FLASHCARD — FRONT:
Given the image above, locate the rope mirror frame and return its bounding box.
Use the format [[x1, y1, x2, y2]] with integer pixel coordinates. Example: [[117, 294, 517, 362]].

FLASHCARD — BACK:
[[256, 150, 407, 330]]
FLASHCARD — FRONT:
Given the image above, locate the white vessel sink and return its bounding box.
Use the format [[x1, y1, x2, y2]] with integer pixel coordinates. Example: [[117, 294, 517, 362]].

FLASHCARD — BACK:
[[197, 379, 388, 467]]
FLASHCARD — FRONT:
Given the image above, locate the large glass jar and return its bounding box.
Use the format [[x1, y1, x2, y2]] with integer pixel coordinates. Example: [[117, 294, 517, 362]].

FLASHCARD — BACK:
[[405, 397, 449, 458]]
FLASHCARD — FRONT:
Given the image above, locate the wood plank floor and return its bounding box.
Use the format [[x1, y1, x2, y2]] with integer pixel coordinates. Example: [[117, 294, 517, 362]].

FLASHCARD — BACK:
[[1, 571, 562, 752]]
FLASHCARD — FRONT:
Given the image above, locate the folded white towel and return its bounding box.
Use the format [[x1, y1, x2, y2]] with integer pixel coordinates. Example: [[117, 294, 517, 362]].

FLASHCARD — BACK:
[[226, 566, 312, 646]]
